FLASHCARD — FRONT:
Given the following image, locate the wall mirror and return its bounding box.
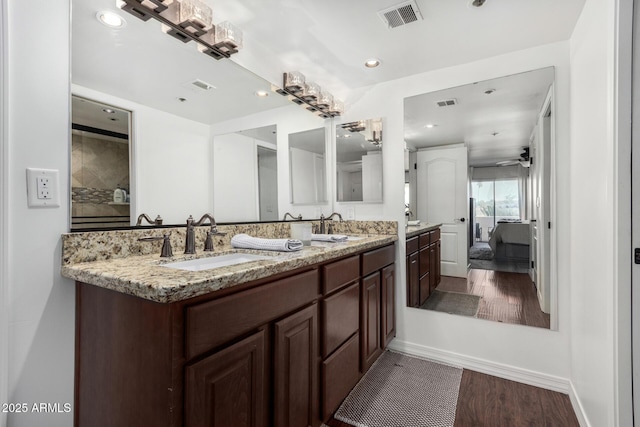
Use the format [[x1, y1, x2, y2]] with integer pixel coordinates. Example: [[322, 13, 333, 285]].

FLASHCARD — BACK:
[[336, 118, 383, 203], [71, 96, 131, 230], [71, 0, 301, 227], [213, 125, 278, 222], [289, 128, 327, 204], [404, 67, 556, 330]]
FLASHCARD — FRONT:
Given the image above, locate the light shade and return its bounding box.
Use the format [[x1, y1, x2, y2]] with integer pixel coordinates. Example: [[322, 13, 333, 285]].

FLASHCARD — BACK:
[[330, 99, 344, 115], [284, 71, 306, 94], [302, 82, 321, 102], [178, 0, 213, 29], [317, 91, 333, 109], [215, 21, 243, 49]]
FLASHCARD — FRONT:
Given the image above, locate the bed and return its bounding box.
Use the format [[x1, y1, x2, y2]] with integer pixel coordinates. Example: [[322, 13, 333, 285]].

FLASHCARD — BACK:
[[488, 221, 530, 261]]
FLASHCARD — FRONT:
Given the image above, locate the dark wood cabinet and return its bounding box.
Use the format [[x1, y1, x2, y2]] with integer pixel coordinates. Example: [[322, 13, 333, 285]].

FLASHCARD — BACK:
[[406, 227, 441, 308], [75, 242, 397, 427], [274, 304, 318, 427], [360, 272, 382, 372], [381, 264, 396, 348], [185, 330, 267, 427]]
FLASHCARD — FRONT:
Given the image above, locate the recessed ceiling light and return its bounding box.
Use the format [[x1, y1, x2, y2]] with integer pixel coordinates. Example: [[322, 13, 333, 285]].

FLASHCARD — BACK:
[[343, 134, 352, 138], [484, 88, 496, 95], [96, 11, 126, 28], [492, 132, 499, 136], [102, 108, 115, 114], [424, 124, 437, 128], [178, 97, 188, 103], [255, 90, 269, 97], [364, 59, 381, 68]]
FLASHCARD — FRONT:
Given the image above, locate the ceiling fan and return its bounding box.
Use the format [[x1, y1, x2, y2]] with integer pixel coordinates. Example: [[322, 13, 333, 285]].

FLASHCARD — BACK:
[[496, 147, 531, 167]]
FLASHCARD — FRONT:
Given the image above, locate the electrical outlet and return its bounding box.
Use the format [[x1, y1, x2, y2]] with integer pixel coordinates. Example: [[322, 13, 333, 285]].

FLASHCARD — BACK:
[[26, 168, 60, 208]]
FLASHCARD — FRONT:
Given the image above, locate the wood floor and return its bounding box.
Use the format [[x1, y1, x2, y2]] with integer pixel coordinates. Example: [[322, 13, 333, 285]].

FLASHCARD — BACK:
[[325, 369, 579, 427], [435, 269, 550, 329]]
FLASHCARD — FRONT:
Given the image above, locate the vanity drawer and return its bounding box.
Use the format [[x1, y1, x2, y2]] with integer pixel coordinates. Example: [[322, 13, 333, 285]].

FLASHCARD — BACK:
[[406, 236, 419, 254], [321, 332, 360, 419], [419, 233, 430, 248], [361, 244, 395, 277], [323, 255, 360, 295], [429, 228, 441, 242], [185, 269, 319, 360], [322, 282, 359, 358]]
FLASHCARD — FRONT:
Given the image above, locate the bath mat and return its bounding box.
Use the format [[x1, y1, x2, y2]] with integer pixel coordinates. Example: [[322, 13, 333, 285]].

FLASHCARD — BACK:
[[335, 351, 463, 427], [469, 242, 493, 260], [420, 290, 481, 317]]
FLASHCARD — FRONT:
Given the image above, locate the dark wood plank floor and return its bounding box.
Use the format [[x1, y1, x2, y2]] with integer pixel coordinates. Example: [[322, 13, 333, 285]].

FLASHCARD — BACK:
[[435, 269, 550, 329], [324, 369, 579, 427]]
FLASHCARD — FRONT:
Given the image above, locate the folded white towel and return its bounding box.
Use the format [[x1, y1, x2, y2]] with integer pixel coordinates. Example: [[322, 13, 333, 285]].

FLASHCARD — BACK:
[[311, 233, 348, 242], [231, 234, 303, 252]]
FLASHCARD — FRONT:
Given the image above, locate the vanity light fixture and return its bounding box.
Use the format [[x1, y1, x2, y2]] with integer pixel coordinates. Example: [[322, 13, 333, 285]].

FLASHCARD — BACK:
[[97, 10, 126, 28], [364, 58, 381, 68], [341, 119, 382, 145], [117, 0, 243, 60], [276, 71, 344, 118]]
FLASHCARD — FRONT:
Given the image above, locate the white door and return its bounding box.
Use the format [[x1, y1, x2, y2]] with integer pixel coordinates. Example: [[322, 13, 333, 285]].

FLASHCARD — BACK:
[[416, 146, 468, 278], [632, 0, 640, 419]]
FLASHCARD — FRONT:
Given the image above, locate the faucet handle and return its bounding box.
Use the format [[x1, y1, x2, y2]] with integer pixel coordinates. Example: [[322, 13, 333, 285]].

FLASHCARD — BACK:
[[138, 233, 173, 258]]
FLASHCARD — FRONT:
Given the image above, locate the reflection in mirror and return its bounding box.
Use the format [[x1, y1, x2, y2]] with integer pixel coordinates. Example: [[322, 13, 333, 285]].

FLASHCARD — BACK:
[[336, 118, 383, 203], [404, 67, 555, 330], [289, 128, 327, 204], [72, 0, 293, 227], [213, 125, 278, 222], [71, 96, 131, 230]]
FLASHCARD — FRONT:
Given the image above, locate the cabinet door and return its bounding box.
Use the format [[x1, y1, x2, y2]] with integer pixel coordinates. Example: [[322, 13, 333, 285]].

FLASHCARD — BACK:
[[381, 264, 396, 348], [407, 252, 419, 307], [429, 243, 437, 292], [274, 304, 319, 427], [185, 330, 267, 427], [436, 239, 442, 285], [419, 273, 430, 306], [361, 272, 382, 372]]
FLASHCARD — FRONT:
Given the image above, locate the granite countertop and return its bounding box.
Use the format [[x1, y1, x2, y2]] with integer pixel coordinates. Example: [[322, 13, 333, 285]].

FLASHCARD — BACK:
[[405, 223, 442, 238], [62, 234, 397, 303]]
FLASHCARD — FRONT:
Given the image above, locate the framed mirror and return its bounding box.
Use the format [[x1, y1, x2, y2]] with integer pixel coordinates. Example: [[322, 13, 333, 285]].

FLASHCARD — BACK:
[[288, 128, 327, 204], [404, 67, 555, 330], [335, 118, 383, 203]]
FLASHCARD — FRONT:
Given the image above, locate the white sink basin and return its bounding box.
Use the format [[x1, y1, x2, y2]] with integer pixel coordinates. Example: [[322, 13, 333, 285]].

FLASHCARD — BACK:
[[161, 253, 278, 272]]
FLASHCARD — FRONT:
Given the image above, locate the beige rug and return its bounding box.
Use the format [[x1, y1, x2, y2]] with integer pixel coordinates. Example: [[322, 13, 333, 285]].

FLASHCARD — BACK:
[[420, 290, 481, 317], [335, 351, 462, 427]]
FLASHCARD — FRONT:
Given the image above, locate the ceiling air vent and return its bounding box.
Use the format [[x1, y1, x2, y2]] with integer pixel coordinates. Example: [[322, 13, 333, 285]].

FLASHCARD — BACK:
[[436, 98, 458, 107], [378, 1, 423, 29], [190, 79, 216, 91]]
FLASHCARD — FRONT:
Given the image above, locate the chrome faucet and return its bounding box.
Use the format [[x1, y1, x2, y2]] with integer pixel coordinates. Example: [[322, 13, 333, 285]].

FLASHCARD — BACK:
[[283, 212, 302, 221], [136, 213, 163, 226], [184, 214, 226, 254], [319, 212, 343, 234], [138, 233, 173, 257]]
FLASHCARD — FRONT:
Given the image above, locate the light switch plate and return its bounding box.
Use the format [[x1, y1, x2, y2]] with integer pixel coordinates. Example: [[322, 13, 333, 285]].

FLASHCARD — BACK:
[[26, 168, 60, 208], [346, 207, 355, 220]]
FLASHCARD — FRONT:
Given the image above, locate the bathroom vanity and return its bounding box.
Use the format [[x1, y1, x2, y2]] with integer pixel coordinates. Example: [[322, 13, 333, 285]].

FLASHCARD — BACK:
[[405, 224, 442, 307], [62, 221, 397, 427]]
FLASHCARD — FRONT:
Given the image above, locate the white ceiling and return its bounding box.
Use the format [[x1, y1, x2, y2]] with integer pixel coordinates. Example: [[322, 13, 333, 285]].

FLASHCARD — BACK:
[[404, 67, 555, 166]]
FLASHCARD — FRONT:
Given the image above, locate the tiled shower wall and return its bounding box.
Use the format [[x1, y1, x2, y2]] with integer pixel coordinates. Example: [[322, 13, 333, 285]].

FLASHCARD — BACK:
[[71, 133, 130, 224]]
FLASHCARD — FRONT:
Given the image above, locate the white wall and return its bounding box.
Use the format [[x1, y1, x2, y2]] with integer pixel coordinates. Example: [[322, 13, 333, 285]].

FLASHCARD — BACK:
[[72, 85, 212, 225], [347, 41, 574, 390], [213, 133, 258, 222], [5, 1, 75, 426], [210, 105, 332, 220], [568, 0, 632, 425]]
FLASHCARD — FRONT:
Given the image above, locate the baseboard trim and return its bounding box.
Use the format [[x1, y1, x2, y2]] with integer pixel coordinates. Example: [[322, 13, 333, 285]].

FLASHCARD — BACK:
[[387, 339, 569, 393], [567, 381, 590, 427]]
